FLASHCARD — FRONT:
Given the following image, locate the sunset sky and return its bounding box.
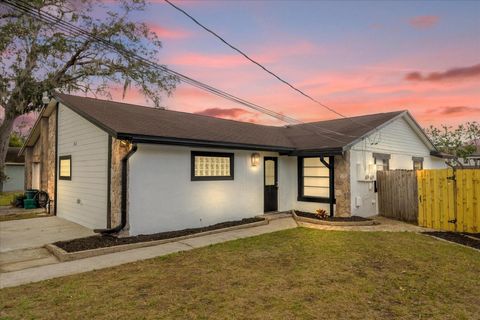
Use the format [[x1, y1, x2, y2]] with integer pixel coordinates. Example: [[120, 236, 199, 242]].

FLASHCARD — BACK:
[[16, 0, 480, 132]]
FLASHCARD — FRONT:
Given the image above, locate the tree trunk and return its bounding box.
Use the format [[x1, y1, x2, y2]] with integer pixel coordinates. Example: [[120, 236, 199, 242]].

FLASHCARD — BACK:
[[0, 112, 17, 193]]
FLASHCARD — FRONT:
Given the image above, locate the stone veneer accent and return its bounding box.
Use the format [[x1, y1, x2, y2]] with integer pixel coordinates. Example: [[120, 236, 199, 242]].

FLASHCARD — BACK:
[[109, 138, 131, 228], [23, 108, 57, 209], [24, 148, 32, 190], [46, 109, 56, 199], [334, 151, 351, 217]]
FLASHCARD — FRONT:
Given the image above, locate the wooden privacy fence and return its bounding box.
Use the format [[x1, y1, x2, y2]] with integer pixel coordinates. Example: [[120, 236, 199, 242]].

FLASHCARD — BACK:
[[378, 169, 480, 232], [417, 169, 480, 233], [377, 170, 418, 222]]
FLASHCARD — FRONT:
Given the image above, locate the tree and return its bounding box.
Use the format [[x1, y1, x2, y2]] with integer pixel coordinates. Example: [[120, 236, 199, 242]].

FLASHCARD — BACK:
[[425, 122, 480, 167], [0, 0, 178, 191], [8, 131, 25, 147]]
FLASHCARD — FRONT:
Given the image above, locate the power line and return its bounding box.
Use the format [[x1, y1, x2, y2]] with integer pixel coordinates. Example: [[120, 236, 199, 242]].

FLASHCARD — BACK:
[[2, 0, 355, 144], [163, 0, 373, 130]]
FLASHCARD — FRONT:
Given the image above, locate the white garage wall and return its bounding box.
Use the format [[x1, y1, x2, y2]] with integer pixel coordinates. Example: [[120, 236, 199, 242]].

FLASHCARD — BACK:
[[57, 104, 109, 229], [349, 116, 447, 217], [4, 165, 25, 192]]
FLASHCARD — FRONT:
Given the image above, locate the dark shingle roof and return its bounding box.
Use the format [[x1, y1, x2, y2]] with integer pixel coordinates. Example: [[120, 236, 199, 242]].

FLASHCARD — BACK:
[[53, 92, 405, 152]]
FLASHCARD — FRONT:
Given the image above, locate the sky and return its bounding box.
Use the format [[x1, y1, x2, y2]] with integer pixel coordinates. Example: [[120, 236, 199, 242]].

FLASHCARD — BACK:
[[14, 0, 480, 131]]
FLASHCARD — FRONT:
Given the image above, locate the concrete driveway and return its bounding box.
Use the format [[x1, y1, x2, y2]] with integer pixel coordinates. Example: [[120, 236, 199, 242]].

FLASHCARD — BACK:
[[0, 216, 94, 252]]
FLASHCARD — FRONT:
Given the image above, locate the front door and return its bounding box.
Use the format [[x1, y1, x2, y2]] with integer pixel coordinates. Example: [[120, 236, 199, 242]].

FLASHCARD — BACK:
[[264, 157, 278, 212]]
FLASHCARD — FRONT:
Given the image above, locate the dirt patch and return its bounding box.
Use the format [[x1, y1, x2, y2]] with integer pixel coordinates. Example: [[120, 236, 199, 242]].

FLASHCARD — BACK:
[[295, 211, 371, 222], [54, 217, 265, 253], [423, 232, 480, 250]]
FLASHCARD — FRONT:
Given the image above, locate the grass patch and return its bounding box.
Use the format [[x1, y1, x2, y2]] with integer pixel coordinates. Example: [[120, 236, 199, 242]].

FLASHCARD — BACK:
[[0, 192, 22, 206], [1, 228, 479, 319]]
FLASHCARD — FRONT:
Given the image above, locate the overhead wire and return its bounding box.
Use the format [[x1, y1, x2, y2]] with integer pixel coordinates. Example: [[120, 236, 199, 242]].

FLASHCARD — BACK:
[[163, 0, 375, 131], [2, 0, 358, 144]]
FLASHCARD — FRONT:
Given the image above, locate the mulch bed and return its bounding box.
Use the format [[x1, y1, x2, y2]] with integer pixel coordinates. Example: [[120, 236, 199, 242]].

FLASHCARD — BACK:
[[294, 211, 372, 222], [423, 231, 480, 250], [54, 217, 265, 253]]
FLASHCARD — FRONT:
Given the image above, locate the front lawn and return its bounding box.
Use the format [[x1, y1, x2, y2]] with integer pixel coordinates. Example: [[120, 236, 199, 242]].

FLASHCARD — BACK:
[[1, 228, 479, 319]]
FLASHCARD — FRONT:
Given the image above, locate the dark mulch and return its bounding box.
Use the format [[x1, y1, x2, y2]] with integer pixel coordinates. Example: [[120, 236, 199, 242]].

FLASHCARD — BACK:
[[294, 211, 372, 222], [423, 232, 480, 250], [54, 217, 265, 253]]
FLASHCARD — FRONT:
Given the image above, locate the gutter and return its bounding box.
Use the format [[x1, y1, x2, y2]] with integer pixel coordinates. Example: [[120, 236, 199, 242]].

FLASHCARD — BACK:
[[430, 150, 455, 159], [94, 143, 138, 235]]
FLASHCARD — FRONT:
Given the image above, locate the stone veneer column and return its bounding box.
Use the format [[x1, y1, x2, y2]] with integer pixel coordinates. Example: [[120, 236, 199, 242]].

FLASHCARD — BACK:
[[24, 148, 33, 190], [109, 138, 131, 227], [334, 151, 351, 217], [40, 118, 49, 191], [46, 109, 57, 201]]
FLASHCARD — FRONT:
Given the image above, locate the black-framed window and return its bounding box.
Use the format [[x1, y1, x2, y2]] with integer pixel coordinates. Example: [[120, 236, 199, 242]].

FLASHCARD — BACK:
[[373, 153, 390, 171], [297, 156, 334, 203], [191, 151, 234, 181], [59, 155, 72, 180], [413, 157, 423, 170]]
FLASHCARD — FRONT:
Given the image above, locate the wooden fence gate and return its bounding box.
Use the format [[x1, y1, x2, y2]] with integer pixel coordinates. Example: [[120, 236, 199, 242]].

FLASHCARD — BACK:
[[417, 169, 479, 233], [377, 170, 418, 223], [377, 169, 480, 232]]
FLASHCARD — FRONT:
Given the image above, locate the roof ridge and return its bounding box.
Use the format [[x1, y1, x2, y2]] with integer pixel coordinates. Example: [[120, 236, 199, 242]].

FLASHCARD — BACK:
[[54, 92, 405, 130], [53, 92, 281, 129], [293, 110, 406, 127]]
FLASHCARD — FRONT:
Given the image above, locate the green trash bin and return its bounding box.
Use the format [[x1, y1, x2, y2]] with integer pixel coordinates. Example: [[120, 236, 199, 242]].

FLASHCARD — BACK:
[[25, 189, 38, 200], [24, 198, 37, 209]]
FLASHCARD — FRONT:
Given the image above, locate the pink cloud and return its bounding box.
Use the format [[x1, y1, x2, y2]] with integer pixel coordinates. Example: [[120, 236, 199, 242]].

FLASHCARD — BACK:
[[168, 53, 249, 68], [194, 107, 260, 123], [405, 63, 480, 82], [167, 40, 318, 69], [426, 106, 480, 116], [147, 23, 190, 40], [409, 15, 440, 29]]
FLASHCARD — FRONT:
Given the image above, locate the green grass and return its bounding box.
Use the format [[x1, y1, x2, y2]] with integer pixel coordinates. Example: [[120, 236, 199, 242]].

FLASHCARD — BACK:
[[0, 192, 22, 206], [1, 228, 479, 319]]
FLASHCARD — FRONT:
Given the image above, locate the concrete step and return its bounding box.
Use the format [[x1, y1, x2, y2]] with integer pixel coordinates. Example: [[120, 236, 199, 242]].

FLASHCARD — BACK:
[[0, 248, 59, 273], [258, 211, 293, 221]]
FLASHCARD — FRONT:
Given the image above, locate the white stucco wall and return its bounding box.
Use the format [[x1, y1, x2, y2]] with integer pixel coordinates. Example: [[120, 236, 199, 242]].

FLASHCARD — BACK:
[[57, 104, 109, 229], [128, 144, 325, 235], [349, 116, 447, 217], [128, 145, 282, 235]]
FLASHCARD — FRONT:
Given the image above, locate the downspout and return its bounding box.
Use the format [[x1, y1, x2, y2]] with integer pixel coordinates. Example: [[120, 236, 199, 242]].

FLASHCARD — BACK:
[[94, 143, 138, 235]]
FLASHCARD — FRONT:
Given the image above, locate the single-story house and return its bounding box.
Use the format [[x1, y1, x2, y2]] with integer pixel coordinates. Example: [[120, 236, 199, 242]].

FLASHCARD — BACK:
[[20, 93, 446, 235], [3, 147, 25, 192]]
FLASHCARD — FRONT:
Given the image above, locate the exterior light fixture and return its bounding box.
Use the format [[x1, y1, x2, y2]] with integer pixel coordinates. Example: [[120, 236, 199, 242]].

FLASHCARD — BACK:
[[251, 153, 260, 167]]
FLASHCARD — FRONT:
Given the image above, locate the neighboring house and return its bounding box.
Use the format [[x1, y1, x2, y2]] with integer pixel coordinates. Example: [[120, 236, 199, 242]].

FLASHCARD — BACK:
[[3, 147, 25, 192], [460, 144, 480, 168], [20, 93, 446, 235]]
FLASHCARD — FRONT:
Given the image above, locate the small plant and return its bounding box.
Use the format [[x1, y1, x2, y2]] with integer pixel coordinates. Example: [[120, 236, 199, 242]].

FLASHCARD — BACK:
[[315, 209, 328, 219]]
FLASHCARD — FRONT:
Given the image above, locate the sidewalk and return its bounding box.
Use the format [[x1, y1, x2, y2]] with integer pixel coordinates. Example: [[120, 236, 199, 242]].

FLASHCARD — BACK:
[[0, 216, 298, 289], [298, 215, 429, 232]]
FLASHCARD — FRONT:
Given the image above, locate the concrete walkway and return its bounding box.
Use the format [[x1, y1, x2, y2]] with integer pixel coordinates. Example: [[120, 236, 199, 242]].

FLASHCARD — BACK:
[[298, 215, 430, 232], [0, 216, 94, 252], [0, 216, 298, 289]]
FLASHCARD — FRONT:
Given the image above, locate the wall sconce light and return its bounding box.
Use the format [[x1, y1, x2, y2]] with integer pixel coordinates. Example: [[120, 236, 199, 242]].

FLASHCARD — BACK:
[[251, 153, 260, 167]]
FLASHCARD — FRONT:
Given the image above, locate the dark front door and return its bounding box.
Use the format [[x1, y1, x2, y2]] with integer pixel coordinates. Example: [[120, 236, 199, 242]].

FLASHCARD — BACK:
[[264, 157, 278, 212]]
